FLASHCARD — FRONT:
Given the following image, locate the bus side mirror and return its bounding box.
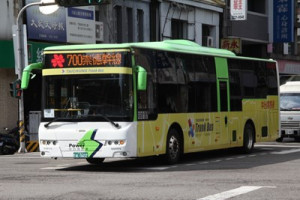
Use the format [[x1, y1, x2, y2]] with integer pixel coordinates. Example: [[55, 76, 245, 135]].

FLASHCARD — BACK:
[[21, 62, 43, 89], [136, 66, 147, 91]]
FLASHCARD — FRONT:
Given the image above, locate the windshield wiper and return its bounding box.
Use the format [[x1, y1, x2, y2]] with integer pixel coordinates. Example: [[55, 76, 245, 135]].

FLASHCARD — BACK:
[[44, 117, 65, 128], [83, 114, 121, 129], [44, 114, 121, 129]]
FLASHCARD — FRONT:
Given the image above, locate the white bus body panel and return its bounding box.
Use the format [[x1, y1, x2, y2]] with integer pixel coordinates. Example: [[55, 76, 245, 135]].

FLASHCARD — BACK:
[[39, 121, 137, 158]]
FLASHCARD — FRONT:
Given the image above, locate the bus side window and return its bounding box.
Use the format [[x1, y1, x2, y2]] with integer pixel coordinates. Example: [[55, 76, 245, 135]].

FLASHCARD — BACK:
[[135, 48, 157, 120]]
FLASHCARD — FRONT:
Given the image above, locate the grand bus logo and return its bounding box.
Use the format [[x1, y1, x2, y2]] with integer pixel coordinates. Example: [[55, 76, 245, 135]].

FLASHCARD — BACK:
[[188, 118, 214, 137]]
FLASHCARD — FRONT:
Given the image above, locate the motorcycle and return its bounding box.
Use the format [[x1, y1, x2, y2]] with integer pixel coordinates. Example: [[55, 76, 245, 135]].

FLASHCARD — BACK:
[[0, 127, 19, 155]]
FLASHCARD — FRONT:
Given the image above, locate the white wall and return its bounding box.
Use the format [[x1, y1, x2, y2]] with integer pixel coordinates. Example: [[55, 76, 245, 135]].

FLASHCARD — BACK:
[[0, 0, 16, 39]]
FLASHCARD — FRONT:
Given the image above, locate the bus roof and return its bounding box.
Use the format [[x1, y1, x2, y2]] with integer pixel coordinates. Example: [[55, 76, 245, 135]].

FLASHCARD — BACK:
[[280, 81, 300, 93], [44, 40, 275, 62], [44, 40, 234, 56]]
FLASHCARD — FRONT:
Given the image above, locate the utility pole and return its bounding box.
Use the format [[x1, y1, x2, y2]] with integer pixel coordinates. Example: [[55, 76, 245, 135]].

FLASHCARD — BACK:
[[14, 0, 58, 153]]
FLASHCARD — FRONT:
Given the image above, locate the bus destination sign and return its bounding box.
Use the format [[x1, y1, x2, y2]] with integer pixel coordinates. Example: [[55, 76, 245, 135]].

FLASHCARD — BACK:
[[44, 51, 129, 69]]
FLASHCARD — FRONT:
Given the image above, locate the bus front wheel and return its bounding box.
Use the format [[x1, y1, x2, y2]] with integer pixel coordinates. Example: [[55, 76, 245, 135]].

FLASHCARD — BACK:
[[86, 158, 105, 165], [166, 129, 181, 164], [242, 123, 255, 154]]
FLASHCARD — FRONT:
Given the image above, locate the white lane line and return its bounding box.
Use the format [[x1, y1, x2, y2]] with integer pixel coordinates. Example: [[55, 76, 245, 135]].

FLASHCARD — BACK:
[[211, 160, 222, 163], [271, 149, 300, 155], [185, 163, 197, 166], [236, 156, 246, 159], [197, 186, 275, 200], [41, 166, 68, 170], [0, 156, 41, 159], [199, 161, 209, 164], [255, 144, 300, 148]]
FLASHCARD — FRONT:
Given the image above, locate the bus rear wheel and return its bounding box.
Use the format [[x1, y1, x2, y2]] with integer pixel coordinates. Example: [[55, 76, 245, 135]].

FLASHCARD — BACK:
[[86, 158, 105, 165], [166, 129, 181, 164], [242, 123, 255, 154]]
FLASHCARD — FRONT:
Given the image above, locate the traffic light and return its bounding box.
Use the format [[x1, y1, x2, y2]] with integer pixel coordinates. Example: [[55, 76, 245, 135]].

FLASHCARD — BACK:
[[9, 79, 22, 99], [55, 0, 108, 7]]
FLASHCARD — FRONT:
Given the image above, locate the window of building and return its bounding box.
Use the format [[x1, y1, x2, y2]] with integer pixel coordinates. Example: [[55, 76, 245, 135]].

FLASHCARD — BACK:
[[248, 0, 266, 14], [127, 8, 133, 42], [171, 19, 187, 39], [137, 9, 144, 42], [114, 6, 122, 43]]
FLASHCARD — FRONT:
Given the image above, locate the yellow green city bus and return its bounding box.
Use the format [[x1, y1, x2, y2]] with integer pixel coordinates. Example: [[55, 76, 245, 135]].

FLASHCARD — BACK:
[[21, 40, 279, 164]]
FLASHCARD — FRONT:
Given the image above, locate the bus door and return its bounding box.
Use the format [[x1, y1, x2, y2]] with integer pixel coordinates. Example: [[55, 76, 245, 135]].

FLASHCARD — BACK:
[[215, 57, 230, 146], [217, 79, 230, 146]]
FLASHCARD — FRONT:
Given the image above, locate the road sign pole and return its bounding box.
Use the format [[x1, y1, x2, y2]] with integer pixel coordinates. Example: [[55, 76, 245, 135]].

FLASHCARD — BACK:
[[15, 1, 54, 153]]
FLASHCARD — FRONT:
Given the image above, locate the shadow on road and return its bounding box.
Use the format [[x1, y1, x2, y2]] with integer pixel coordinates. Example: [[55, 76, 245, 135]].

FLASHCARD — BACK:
[[57, 142, 300, 173]]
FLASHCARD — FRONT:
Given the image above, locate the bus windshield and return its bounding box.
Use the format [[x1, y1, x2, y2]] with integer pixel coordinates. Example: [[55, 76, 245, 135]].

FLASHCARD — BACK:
[[280, 93, 300, 111], [42, 74, 133, 122]]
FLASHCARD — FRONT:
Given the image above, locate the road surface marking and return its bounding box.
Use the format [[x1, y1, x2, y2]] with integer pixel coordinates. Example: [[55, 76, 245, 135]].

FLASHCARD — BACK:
[[41, 166, 68, 170], [255, 144, 300, 148], [271, 149, 300, 154], [197, 186, 275, 200]]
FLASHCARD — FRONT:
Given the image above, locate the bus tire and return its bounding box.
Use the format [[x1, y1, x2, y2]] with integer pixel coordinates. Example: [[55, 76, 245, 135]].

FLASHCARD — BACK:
[[242, 123, 255, 154], [166, 129, 181, 165], [86, 158, 105, 165]]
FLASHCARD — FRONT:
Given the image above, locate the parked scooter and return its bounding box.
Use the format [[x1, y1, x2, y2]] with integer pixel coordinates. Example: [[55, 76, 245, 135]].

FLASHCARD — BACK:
[[0, 127, 19, 155]]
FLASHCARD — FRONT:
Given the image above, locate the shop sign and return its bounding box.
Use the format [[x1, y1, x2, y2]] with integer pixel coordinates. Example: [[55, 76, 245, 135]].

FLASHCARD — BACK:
[[273, 0, 294, 43], [221, 38, 241, 54], [230, 0, 247, 20]]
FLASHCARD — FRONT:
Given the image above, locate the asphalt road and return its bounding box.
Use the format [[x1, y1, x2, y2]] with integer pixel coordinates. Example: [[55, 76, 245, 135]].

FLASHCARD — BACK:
[[0, 139, 300, 200]]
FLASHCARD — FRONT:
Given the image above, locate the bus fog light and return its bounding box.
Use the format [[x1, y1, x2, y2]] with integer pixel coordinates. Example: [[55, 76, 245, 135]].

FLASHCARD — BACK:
[[114, 141, 119, 145], [108, 141, 112, 145], [53, 141, 57, 145]]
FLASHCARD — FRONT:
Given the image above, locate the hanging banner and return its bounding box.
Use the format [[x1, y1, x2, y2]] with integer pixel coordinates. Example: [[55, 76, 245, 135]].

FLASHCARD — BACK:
[[273, 0, 294, 43], [230, 0, 247, 20]]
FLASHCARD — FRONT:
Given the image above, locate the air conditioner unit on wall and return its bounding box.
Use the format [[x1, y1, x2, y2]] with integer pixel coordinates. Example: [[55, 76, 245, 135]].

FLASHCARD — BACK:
[[203, 36, 214, 47], [95, 21, 104, 42]]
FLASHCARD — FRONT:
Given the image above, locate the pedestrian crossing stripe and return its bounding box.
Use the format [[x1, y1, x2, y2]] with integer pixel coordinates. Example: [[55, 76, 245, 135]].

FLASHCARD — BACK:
[[26, 141, 39, 152]]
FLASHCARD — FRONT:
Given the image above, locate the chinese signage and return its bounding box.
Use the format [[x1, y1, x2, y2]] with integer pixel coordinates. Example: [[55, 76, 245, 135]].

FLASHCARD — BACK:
[[230, 0, 247, 20], [273, 0, 294, 43], [221, 38, 241, 54], [44, 51, 129, 69], [66, 7, 95, 44], [27, 41, 58, 64], [26, 0, 96, 44], [26, 0, 67, 42]]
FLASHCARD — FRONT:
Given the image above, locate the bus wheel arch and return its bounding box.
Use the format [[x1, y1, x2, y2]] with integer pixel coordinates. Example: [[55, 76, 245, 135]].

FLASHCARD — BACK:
[[242, 120, 256, 153], [165, 123, 183, 164]]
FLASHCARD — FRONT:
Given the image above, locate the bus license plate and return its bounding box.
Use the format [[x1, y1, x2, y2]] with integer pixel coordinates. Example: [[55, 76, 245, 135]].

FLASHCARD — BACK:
[[74, 152, 88, 159]]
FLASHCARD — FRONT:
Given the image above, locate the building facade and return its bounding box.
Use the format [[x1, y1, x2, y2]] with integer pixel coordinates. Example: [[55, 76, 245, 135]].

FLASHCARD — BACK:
[[0, 0, 19, 129], [222, 0, 300, 83], [157, 0, 225, 47]]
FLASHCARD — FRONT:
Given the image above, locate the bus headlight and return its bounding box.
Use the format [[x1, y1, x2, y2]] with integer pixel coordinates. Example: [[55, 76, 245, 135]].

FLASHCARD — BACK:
[[106, 140, 125, 146], [40, 140, 57, 146]]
